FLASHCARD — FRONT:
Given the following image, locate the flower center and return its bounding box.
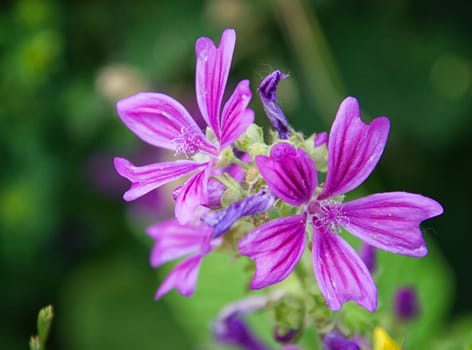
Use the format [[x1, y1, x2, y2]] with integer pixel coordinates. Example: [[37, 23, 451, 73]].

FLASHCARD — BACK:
[[306, 198, 346, 233], [173, 126, 203, 157]]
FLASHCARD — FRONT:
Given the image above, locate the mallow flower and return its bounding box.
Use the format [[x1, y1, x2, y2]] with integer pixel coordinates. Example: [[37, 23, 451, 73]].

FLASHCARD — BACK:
[[238, 97, 443, 312], [114, 28, 254, 223], [147, 218, 221, 298]]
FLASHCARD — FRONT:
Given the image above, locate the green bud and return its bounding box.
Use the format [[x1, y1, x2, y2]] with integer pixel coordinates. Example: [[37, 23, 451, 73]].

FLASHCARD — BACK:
[[272, 294, 304, 341], [37, 305, 54, 341], [235, 124, 264, 152], [304, 133, 328, 173], [214, 173, 245, 207], [29, 336, 41, 350], [248, 143, 269, 160], [216, 147, 234, 168]]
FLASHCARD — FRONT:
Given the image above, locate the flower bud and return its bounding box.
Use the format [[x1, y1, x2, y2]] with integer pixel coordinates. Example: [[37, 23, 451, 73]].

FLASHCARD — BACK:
[[359, 244, 376, 274], [394, 286, 419, 321], [258, 70, 291, 139], [323, 331, 360, 350]]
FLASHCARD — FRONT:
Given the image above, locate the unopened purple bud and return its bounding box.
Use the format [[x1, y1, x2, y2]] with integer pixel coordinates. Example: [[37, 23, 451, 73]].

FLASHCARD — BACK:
[[359, 244, 376, 274], [274, 327, 299, 344], [213, 296, 270, 350], [258, 70, 291, 139], [323, 331, 360, 350], [204, 186, 276, 237], [213, 313, 269, 350], [314, 132, 328, 147], [394, 286, 420, 321]]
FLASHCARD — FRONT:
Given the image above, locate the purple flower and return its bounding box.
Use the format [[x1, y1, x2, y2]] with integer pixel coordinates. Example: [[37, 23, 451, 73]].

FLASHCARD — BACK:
[[114, 29, 254, 223], [273, 327, 299, 344], [204, 186, 276, 237], [239, 97, 443, 312], [394, 286, 420, 321], [259, 70, 291, 139], [358, 244, 377, 274], [323, 331, 361, 350], [147, 218, 221, 298], [213, 296, 270, 350]]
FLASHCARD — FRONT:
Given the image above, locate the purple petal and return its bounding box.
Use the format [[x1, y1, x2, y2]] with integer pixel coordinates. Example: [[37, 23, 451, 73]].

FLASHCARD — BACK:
[[258, 70, 291, 139], [220, 80, 254, 148], [238, 215, 307, 289], [155, 254, 203, 299], [147, 219, 212, 267], [204, 186, 276, 237], [213, 313, 270, 350], [358, 243, 377, 274], [174, 168, 209, 224], [114, 157, 208, 201], [314, 131, 328, 147], [256, 143, 317, 206], [116, 92, 216, 155], [323, 331, 361, 350], [273, 327, 299, 344], [318, 97, 390, 200], [394, 286, 420, 321], [312, 224, 377, 312], [195, 29, 235, 140], [342, 192, 443, 257]]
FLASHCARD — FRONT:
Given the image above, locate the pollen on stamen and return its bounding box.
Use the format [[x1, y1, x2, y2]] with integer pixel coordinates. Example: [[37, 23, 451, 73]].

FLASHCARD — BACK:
[[172, 126, 203, 157], [307, 199, 348, 234]]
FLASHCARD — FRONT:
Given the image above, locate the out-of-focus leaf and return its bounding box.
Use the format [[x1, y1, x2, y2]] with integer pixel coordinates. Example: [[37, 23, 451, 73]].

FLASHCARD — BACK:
[[59, 253, 192, 350], [432, 317, 472, 350], [375, 239, 453, 350]]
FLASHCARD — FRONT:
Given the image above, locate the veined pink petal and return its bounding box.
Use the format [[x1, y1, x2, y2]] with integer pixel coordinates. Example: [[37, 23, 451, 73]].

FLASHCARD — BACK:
[[174, 168, 209, 224], [319, 97, 390, 200], [341, 192, 443, 257], [195, 29, 236, 139], [147, 219, 212, 267], [114, 157, 208, 201], [256, 143, 317, 206], [116, 92, 216, 155], [155, 254, 203, 299], [219, 80, 254, 148], [238, 215, 307, 289], [312, 224, 377, 312]]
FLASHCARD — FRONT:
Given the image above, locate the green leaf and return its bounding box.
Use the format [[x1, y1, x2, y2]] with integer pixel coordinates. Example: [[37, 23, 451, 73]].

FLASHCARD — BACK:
[[374, 238, 453, 350]]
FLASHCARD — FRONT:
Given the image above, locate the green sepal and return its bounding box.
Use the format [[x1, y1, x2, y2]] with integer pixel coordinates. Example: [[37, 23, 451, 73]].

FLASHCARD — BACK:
[[272, 294, 305, 342], [213, 173, 245, 207], [235, 123, 264, 152]]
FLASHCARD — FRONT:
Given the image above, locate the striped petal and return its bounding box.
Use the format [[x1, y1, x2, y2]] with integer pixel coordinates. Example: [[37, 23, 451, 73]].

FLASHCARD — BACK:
[[319, 97, 390, 200], [195, 29, 235, 140], [114, 157, 208, 201], [342, 192, 444, 257], [312, 224, 377, 312], [155, 254, 203, 299], [256, 143, 317, 206], [147, 219, 212, 267], [238, 215, 306, 289], [116, 92, 216, 155], [174, 168, 209, 224], [220, 80, 254, 148]]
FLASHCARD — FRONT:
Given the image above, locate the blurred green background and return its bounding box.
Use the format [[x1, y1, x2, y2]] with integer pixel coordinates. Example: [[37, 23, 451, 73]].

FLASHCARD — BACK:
[[1, 0, 471, 349]]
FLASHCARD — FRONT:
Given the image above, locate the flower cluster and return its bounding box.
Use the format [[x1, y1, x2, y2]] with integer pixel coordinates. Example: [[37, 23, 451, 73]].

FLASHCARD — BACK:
[[114, 28, 443, 318]]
